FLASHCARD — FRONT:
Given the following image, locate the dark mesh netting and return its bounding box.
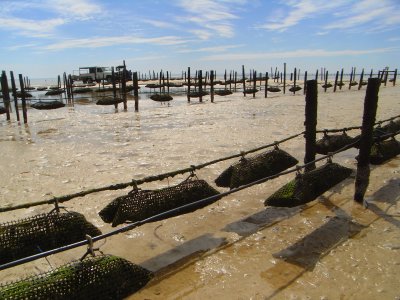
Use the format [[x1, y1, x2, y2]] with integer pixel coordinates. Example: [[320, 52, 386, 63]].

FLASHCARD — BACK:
[[150, 94, 173, 102], [315, 132, 356, 154], [0, 211, 101, 264], [215, 148, 299, 189], [0, 107, 7, 114], [99, 179, 221, 227], [264, 162, 353, 208], [374, 120, 400, 140], [369, 138, 400, 165], [96, 97, 123, 106], [31, 101, 65, 110], [214, 90, 232, 96], [0, 255, 153, 300]]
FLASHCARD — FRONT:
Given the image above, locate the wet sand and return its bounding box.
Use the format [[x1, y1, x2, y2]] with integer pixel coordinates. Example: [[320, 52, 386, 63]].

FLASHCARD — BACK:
[[0, 81, 399, 299]]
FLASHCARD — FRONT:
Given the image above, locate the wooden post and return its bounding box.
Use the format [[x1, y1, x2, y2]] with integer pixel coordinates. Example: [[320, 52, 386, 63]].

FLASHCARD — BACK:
[[112, 67, 118, 109], [283, 62, 286, 94], [304, 80, 318, 172], [187, 67, 191, 102], [324, 70, 328, 92], [10, 71, 20, 122], [393, 69, 397, 86], [293, 68, 297, 94], [303, 71, 307, 95], [68, 74, 74, 105], [369, 69, 373, 78], [1, 71, 11, 120], [133, 72, 139, 112], [242, 65, 246, 97], [234, 71, 237, 92], [339, 68, 344, 90], [199, 70, 203, 103], [354, 78, 380, 203], [349, 67, 355, 90], [166, 71, 170, 94], [18, 74, 27, 123], [252, 70, 256, 98], [358, 69, 364, 90], [210, 70, 214, 103], [264, 72, 268, 98], [333, 71, 339, 93], [315, 69, 319, 81], [383, 68, 389, 86]]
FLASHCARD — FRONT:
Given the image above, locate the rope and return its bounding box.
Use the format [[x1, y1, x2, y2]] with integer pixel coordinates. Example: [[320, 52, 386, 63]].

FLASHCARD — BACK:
[[0, 115, 398, 213], [0, 132, 368, 271]]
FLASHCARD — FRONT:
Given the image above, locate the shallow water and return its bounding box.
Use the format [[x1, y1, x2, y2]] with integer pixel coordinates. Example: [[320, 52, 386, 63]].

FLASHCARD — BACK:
[[0, 83, 399, 299]]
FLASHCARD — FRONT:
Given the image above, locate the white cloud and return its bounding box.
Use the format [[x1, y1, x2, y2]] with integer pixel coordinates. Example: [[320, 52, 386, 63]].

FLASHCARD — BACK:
[[40, 35, 187, 50], [0, 17, 66, 37], [176, 0, 246, 38], [142, 19, 180, 30], [258, 0, 347, 32], [201, 47, 397, 61], [44, 0, 102, 20]]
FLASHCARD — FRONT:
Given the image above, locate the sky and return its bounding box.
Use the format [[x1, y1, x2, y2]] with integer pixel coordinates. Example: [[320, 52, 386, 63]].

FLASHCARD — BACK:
[[0, 0, 399, 78]]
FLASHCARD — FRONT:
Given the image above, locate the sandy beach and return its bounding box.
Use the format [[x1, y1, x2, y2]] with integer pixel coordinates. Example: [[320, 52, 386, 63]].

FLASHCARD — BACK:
[[0, 80, 399, 300]]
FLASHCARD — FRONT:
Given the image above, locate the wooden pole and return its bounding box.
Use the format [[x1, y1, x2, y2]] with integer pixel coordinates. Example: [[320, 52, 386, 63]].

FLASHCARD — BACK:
[[10, 71, 20, 122], [304, 79, 318, 172], [18, 74, 27, 123], [293, 68, 297, 94], [187, 67, 191, 102], [354, 78, 380, 203], [1, 71, 11, 120], [242, 65, 246, 97], [393, 69, 397, 86], [264, 72, 268, 98], [121, 63, 127, 110], [333, 71, 339, 93], [358, 69, 364, 90], [210, 70, 214, 103], [112, 67, 118, 109], [383, 68, 389, 86], [199, 70, 203, 103], [339, 68, 344, 90], [324, 70, 328, 92], [283, 62, 286, 94], [132, 72, 139, 111], [303, 71, 307, 95], [252, 70, 256, 98], [315, 69, 319, 81]]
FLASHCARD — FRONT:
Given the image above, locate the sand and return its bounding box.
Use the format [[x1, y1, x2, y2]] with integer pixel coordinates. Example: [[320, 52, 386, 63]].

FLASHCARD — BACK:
[[0, 79, 399, 299]]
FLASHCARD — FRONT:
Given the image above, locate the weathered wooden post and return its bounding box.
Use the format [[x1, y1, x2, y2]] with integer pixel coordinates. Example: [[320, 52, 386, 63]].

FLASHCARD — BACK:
[[111, 67, 118, 109], [283, 62, 286, 94], [166, 71, 170, 94], [264, 72, 268, 98], [304, 79, 318, 172], [383, 68, 389, 86], [18, 74, 27, 123], [393, 69, 397, 86], [234, 71, 237, 92], [1, 71, 11, 120], [315, 69, 319, 81], [10, 71, 20, 122], [252, 70, 256, 98], [242, 65, 246, 97], [369, 69, 373, 78], [187, 67, 191, 102], [333, 71, 339, 92], [293, 68, 297, 94], [199, 70, 203, 103], [210, 70, 214, 103], [133, 71, 139, 112], [358, 69, 364, 90], [349, 67, 355, 90], [339, 68, 344, 90], [354, 78, 380, 203], [324, 70, 328, 92], [303, 71, 307, 95], [68, 74, 74, 105]]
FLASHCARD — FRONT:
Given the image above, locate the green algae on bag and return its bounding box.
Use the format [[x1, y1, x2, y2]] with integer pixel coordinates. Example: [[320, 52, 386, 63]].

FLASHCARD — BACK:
[[264, 162, 353, 208], [0, 211, 101, 264], [99, 179, 221, 227], [0, 255, 153, 300], [215, 148, 299, 189], [369, 138, 400, 165]]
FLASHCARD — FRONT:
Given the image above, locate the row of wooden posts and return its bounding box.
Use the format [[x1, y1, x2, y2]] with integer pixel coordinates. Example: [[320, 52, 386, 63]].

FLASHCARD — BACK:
[[1, 64, 398, 122]]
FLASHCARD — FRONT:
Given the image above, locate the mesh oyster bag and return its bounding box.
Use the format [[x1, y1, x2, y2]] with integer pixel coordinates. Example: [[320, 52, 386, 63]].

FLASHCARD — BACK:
[[99, 179, 221, 227], [369, 138, 400, 165], [0, 254, 153, 300], [0, 211, 101, 264], [264, 162, 353, 208], [215, 148, 299, 189], [31, 101, 65, 110], [315, 132, 357, 155]]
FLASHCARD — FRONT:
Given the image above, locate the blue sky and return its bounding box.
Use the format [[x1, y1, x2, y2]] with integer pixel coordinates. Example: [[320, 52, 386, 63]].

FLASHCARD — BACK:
[[1, 0, 399, 78]]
